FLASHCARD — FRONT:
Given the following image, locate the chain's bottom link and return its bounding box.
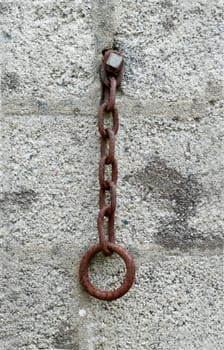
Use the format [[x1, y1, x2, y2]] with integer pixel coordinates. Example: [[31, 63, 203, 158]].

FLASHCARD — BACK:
[[79, 242, 135, 301], [97, 206, 115, 256]]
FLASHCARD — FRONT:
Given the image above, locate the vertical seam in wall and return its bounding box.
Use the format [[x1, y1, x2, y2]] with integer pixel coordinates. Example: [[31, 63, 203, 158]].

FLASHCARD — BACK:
[[91, 0, 122, 53]]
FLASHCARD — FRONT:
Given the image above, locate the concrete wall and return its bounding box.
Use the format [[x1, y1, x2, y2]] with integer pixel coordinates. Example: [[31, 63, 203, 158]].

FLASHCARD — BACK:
[[1, 0, 223, 349]]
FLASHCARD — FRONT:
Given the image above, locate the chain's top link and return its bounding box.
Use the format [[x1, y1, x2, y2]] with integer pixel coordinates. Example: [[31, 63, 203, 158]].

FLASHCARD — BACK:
[[101, 49, 124, 88]]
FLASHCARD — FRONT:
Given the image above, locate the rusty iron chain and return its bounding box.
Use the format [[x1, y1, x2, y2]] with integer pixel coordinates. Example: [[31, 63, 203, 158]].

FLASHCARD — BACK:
[[79, 49, 135, 301]]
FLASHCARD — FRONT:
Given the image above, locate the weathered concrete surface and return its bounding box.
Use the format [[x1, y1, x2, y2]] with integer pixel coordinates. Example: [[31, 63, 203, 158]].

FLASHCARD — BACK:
[[1, 0, 224, 349]]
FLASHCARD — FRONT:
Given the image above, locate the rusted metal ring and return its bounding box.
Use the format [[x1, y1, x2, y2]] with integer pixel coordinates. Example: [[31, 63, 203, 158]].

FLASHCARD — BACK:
[[79, 242, 135, 301]]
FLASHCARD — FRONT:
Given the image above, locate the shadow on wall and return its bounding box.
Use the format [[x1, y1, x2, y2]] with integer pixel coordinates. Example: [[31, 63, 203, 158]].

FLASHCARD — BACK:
[[124, 158, 207, 250]]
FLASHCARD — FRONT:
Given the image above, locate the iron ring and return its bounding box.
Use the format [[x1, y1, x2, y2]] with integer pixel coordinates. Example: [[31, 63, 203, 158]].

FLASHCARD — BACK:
[[79, 242, 135, 301]]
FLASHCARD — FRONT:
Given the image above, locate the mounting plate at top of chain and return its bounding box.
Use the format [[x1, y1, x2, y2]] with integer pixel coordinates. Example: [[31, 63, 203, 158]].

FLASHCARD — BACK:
[[101, 49, 124, 87]]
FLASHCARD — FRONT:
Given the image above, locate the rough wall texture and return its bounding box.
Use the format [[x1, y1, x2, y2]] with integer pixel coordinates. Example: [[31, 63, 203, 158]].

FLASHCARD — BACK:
[[1, 0, 224, 349]]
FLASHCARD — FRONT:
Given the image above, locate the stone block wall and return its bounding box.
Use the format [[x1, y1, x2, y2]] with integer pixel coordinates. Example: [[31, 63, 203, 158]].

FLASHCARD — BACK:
[[1, 1, 223, 349]]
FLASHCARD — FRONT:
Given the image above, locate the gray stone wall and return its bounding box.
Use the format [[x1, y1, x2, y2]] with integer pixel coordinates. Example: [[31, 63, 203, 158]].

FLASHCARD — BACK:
[[1, 0, 223, 349]]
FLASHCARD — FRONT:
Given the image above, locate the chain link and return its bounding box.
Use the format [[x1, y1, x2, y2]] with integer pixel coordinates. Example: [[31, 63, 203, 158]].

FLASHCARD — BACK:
[[98, 103, 119, 137], [79, 49, 135, 300]]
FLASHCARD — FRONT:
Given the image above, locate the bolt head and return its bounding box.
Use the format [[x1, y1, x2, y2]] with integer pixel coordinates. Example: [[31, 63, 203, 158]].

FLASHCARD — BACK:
[[106, 53, 123, 69]]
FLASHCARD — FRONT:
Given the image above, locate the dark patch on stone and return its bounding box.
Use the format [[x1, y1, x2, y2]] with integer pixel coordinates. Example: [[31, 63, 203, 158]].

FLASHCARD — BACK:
[[51, 244, 61, 256], [162, 17, 175, 31], [209, 99, 216, 106], [160, 0, 173, 8], [73, 107, 80, 116], [122, 219, 129, 225], [205, 78, 223, 104], [125, 159, 202, 218], [52, 321, 79, 349], [0, 190, 37, 211], [189, 6, 205, 16], [193, 116, 201, 122], [36, 99, 48, 113], [124, 159, 204, 250], [2, 72, 20, 92], [2, 31, 12, 41], [0, 3, 11, 14], [158, 220, 198, 250], [172, 116, 180, 122], [35, 3, 73, 22]]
